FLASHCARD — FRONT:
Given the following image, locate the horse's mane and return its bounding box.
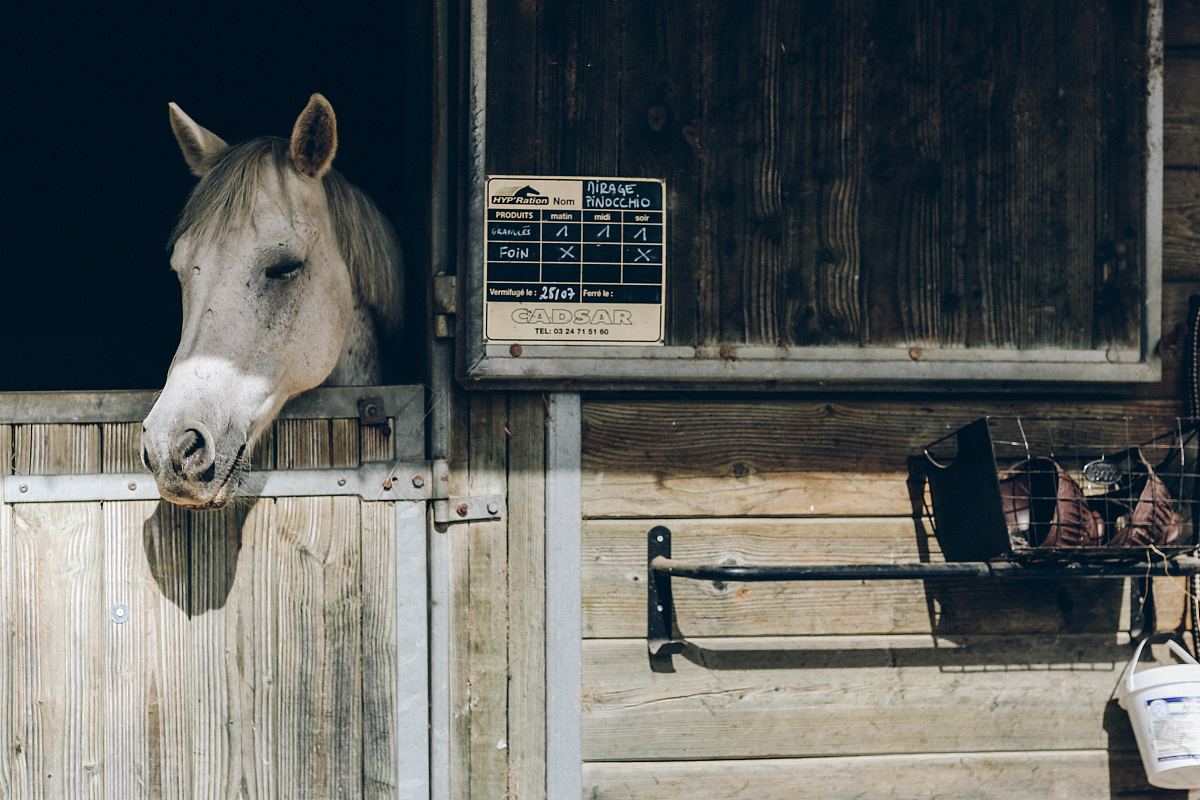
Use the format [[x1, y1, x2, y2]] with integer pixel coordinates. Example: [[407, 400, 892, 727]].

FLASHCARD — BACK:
[[169, 137, 404, 356]]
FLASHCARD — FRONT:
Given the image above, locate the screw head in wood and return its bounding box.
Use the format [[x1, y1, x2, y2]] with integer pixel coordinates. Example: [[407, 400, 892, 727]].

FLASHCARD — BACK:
[[110, 604, 129, 624]]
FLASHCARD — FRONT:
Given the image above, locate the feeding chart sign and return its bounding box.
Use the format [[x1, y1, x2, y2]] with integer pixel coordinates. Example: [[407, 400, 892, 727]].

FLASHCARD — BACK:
[[484, 176, 666, 345]]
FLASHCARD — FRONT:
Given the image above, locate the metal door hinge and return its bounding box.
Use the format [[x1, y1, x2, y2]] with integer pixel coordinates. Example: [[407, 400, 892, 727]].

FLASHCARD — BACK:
[[426, 458, 503, 525], [433, 273, 457, 339]]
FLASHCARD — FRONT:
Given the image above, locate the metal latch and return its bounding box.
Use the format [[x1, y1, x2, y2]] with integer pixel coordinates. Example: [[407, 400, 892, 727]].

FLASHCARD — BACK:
[[426, 458, 503, 525]]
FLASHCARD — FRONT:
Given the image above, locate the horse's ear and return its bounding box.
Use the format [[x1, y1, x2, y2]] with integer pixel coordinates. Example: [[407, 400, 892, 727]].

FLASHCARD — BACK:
[[168, 102, 228, 178], [290, 93, 338, 179]]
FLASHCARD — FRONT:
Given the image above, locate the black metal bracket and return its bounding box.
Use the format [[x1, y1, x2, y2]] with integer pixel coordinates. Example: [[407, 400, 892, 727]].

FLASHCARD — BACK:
[[646, 526, 1200, 663], [648, 526, 684, 663]]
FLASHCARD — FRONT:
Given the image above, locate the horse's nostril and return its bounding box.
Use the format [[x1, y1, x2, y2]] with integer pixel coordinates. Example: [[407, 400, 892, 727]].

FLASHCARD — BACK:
[[170, 425, 215, 481], [142, 445, 154, 472], [180, 429, 204, 460]]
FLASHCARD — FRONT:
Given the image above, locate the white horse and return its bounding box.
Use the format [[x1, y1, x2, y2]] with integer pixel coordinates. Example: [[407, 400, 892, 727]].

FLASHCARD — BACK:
[[142, 94, 404, 508]]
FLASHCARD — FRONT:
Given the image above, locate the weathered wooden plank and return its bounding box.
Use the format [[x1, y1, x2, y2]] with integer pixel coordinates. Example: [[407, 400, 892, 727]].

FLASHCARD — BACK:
[[582, 751, 1176, 800], [807, 4, 868, 345], [13, 423, 100, 475], [485, 0, 540, 173], [533, 0, 622, 174], [1166, 168, 1200, 281], [447, 392, 472, 798], [582, 518, 1133, 638], [102, 501, 159, 800], [362, 502, 398, 798], [102, 421, 143, 473], [1167, 0, 1200, 48], [141, 500, 194, 796], [618, 0, 703, 344], [0, 425, 12, 799], [1166, 56, 1200, 168], [463, 394, 509, 800], [582, 635, 1135, 761], [264, 494, 363, 798], [699, 2, 793, 344], [270, 414, 363, 798], [331, 418, 360, 468], [242, 498, 277, 799], [507, 394, 547, 800], [189, 505, 256, 798], [10, 502, 105, 797], [249, 425, 275, 470], [581, 398, 1183, 518], [275, 419, 332, 470]]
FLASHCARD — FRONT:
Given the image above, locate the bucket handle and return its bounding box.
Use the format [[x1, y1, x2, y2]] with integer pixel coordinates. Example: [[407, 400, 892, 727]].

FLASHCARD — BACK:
[[1126, 637, 1200, 693]]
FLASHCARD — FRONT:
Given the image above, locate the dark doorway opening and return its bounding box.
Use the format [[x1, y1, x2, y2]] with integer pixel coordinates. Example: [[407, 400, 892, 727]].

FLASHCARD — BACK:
[[2, 1, 431, 390]]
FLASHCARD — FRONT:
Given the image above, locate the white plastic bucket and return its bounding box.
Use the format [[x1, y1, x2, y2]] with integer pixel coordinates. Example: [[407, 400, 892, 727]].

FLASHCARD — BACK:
[[1118, 638, 1200, 789]]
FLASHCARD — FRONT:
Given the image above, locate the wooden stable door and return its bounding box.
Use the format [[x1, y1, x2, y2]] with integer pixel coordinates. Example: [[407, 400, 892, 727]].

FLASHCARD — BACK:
[[0, 387, 429, 799]]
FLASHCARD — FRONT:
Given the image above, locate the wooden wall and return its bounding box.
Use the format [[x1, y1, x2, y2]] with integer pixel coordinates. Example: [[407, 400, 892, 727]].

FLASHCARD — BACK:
[[0, 416, 408, 798], [487, 0, 1150, 352], [572, 3, 1200, 798]]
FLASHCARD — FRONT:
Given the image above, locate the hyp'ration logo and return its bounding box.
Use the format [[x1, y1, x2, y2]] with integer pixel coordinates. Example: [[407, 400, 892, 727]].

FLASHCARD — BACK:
[[490, 184, 549, 205]]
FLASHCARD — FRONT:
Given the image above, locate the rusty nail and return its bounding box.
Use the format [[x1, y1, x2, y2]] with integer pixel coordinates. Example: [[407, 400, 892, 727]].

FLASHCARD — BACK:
[[456, 503, 470, 517], [509, 343, 523, 358], [908, 347, 923, 361], [383, 478, 394, 491], [127, 481, 137, 491]]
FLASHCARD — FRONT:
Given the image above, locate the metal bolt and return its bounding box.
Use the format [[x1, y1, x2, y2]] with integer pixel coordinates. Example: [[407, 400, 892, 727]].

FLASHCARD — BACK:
[[656, 535, 664, 543], [509, 343, 523, 358], [656, 605, 664, 613], [337, 478, 347, 487], [18, 484, 27, 494], [456, 503, 470, 517], [383, 479, 394, 491], [487, 501, 499, 515], [110, 604, 129, 624], [364, 403, 379, 418], [127, 481, 137, 491], [412, 475, 425, 489]]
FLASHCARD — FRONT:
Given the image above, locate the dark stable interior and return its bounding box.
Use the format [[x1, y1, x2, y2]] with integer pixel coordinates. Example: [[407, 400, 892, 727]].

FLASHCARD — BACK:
[[1, 2, 430, 390]]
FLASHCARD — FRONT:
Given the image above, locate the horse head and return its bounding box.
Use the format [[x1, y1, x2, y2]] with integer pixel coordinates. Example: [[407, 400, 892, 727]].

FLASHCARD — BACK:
[[142, 94, 402, 508]]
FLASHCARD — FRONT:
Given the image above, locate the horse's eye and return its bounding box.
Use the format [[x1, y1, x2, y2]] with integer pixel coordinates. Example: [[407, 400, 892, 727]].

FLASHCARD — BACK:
[[265, 260, 304, 280]]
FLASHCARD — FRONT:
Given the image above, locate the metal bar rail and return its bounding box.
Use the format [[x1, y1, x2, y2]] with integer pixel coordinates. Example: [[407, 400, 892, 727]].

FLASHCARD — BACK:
[[646, 526, 1200, 659]]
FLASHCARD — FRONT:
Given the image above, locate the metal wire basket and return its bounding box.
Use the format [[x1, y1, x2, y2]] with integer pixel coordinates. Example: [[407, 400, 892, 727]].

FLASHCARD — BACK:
[[916, 416, 1200, 564]]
